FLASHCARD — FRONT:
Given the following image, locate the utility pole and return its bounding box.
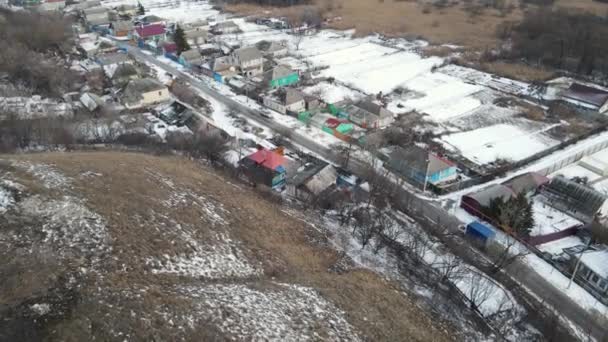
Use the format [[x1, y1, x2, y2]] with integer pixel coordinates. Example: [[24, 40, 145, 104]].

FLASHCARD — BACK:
[[568, 239, 591, 289]]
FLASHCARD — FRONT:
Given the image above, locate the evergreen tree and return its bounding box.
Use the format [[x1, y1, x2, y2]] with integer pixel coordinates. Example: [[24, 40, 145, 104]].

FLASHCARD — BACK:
[[137, 2, 145, 15], [482, 193, 534, 237], [174, 25, 190, 54]]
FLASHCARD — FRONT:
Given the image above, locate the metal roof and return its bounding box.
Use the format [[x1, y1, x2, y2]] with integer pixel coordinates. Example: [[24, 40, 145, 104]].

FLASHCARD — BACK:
[[563, 83, 608, 108]]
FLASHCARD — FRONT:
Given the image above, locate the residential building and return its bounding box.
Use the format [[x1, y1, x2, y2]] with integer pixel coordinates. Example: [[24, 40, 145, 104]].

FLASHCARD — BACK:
[[185, 29, 208, 46], [96, 52, 132, 77], [157, 101, 195, 127], [264, 65, 299, 88], [286, 161, 337, 201], [562, 83, 608, 114], [86, 13, 111, 29], [347, 100, 394, 129], [239, 148, 287, 190], [263, 88, 305, 114], [109, 20, 132, 37], [184, 19, 209, 30], [139, 15, 165, 25], [110, 63, 139, 87], [39, 0, 65, 11], [179, 49, 202, 68], [133, 23, 166, 44], [115, 4, 137, 17], [82, 6, 107, 16], [256, 40, 288, 57], [79, 92, 105, 112], [231, 46, 264, 77], [209, 56, 238, 81], [564, 246, 608, 303], [383, 145, 457, 189], [212, 20, 239, 34], [461, 184, 515, 220], [122, 78, 171, 109]]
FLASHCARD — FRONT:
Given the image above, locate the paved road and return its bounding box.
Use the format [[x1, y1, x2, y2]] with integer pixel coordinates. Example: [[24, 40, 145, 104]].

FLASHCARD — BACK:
[[122, 44, 607, 340]]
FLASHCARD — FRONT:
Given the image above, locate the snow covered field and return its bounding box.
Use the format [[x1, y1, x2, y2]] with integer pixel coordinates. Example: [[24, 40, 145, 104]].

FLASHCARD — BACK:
[[530, 196, 583, 237], [438, 123, 559, 166]]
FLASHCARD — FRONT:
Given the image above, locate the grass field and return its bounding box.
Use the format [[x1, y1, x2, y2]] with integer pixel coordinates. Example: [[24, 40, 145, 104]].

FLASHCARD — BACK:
[[0, 151, 455, 341], [225, 0, 608, 50]]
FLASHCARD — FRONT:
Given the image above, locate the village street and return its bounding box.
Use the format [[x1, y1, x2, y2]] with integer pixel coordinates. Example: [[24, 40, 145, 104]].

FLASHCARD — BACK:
[[120, 42, 607, 340]]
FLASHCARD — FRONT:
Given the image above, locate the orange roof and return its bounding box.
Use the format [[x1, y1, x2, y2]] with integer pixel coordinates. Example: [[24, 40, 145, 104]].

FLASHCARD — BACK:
[[248, 148, 285, 170]]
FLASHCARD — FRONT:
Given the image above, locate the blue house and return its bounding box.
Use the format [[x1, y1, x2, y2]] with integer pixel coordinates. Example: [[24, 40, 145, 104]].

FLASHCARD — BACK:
[[382, 145, 457, 189]]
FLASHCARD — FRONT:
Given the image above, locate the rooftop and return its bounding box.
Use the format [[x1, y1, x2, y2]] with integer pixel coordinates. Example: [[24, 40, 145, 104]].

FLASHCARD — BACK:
[[563, 83, 608, 108], [246, 148, 285, 170], [135, 23, 165, 38], [580, 249, 608, 279], [234, 46, 263, 64]]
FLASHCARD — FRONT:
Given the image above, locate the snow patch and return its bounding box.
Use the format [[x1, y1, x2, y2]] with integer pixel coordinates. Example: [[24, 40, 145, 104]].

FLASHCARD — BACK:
[[179, 283, 361, 341], [12, 161, 71, 189]]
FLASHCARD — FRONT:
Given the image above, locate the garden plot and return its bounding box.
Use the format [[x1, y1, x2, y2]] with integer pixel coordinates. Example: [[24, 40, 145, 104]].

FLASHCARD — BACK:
[[302, 82, 365, 104], [438, 122, 560, 166], [438, 64, 532, 97], [530, 196, 583, 237], [178, 283, 361, 341], [102, 0, 222, 23]]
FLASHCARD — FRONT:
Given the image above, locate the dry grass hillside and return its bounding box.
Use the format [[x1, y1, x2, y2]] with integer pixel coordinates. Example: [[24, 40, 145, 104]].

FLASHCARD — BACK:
[[0, 151, 455, 341], [225, 0, 608, 49]]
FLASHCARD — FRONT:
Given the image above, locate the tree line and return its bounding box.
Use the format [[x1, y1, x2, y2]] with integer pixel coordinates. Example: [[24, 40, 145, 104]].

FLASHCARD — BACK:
[[499, 7, 608, 77], [0, 9, 78, 98]]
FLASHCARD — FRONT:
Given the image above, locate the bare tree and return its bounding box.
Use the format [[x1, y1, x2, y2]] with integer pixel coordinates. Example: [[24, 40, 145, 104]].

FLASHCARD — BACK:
[[466, 270, 494, 313], [487, 235, 529, 275]]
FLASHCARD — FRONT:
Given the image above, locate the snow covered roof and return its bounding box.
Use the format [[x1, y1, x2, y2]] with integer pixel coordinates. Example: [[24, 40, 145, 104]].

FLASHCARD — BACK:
[[465, 184, 514, 208], [543, 176, 607, 217], [234, 46, 262, 64], [504, 172, 549, 195], [180, 49, 201, 62], [97, 52, 130, 66], [580, 249, 608, 279], [123, 78, 166, 104], [185, 29, 208, 39]]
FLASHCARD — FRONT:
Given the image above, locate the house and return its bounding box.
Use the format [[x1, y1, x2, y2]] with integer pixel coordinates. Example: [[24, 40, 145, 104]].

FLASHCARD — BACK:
[[157, 101, 195, 127], [503, 172, 549, 196], [562, 83, 608, 114], [209, 56, 238, 81], [82, 6, 107, 16], [115, 4, 137, 17], [239, 148, 287, 190], [286, 161, 337, 201], [541, 176, 608, 223], [96, 52, 132, 77], [161, 41, 178, 55], [383, 145, 457, 189], [139, 15, 165, 25], [347, 100, 394, 129], [231, 46, 264, 77], [110, 63, 139, 87], [179, 49, 202, 68], [109, 20, 132, 37], [461, 184, 515, 219], [185, 29, 208, 46], [264, 65, 298, 88], [86, 13, 111, 29], [184, 19, 209, 30], [79, 92, 105, 112], [212, 20, 240, 34], [564, 246, 608, 302], [133, 23, 166, 44], [263, 88, 305, 114], [39, 0, 65, 11], [256, 40, 288, 57], [122, 78, 171, 109]]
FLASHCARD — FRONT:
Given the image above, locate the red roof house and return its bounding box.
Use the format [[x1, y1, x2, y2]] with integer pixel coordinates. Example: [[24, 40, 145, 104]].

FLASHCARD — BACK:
[[134, 24, 166, 40], [247, 148, 285, 170]]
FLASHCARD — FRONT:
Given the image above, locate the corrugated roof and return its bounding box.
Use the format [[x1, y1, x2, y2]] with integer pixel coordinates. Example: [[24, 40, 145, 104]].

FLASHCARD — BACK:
[[247, 149, 285, 170], [563, 83, 608, 108], [504, 172, 549, 195], [180, 49, 201, 61], [135, 24, 165, 38]]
